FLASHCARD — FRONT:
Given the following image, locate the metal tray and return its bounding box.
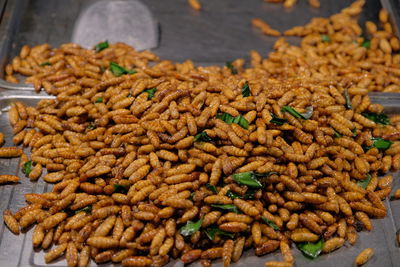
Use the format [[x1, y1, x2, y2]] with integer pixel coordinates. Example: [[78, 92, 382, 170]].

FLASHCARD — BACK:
[[0, 0, 400, 266], [0, 0, 388, 91], [0, 92, 399, 267]]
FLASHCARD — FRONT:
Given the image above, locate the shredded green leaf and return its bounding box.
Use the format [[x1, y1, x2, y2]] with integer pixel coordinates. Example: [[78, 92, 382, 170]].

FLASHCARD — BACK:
[[362, 145, 372, 152], [261, 217, 280, 231], [194, 131, 212, 142], [216, 113, 249, 129], [234, 115, 249, 129], [216, 113, 235, 124], [206, 184, 218, 193], [226, 190, 242, 199], [226, 61, 238, 74], [22, 160, 32, 175], [95, 40, 109, 53], [361, 112, 389, 125], [333, 129, 342, 138], [270, 113, 287, 125], [281, 106, 310, 120], [344, 88, 352, 109], [242, 82, 251, 97], [232, 172, 263, 188], [226, 188, 258, 200], [95, 97, 103, 103], [211, 204, 239, 213], [371, 137, 393, 150], [204, 227, 235, 240], [75, 205, 92, 214], [144, 88, 157, 99], [361, 40, 371, 48], [113, 184, 128, 193], [109, 62, 136, 76], [179, 218, 203, 236], [243, 188, 258, 200], [282, 106, 303, 119], [357, 174, 372, 189], [297, 239, 324, 259], [87, 122, 96, 130], [321, 34, 331, 42], [363, 137, 393, 151], [39, 62, 51, 66]]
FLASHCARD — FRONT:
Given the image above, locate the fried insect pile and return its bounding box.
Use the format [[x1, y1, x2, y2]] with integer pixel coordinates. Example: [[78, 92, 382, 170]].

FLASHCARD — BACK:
[[2, 1, 400, 267], [252, 1, 400, 93]]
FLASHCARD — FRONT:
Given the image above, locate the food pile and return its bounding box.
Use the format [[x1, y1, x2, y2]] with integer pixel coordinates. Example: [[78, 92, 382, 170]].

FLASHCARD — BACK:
[[2, 0, 400, 266]]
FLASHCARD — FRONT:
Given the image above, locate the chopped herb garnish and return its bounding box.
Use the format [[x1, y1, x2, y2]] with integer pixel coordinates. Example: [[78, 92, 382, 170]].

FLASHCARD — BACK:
[[87, 122, 96, 130], [216, 113, 249, 129], [226, 61, 238, 74], [100, 66, 106, 73], [204, 227, 235, 240], [232, 172, 263, 188], [113, 184, 128, 193], [281, 106, 310, 120], [127, 93, 133, 97], [242, 82, 251, 97], [321, 34, 331, 42], [226, 188, 259, 200], [95, 97, 103, 103], [143, 88, 156, 100], [357, 174, 372, 189], [270, 113, 287, 125], [216, 113, 235, 124], [226, 190, 242, 199], [22, 160, 32, 175], [243, 188, 258, 200], [206, 184, 218, 193], [261, 217, 280, 231], [352, 128, 358, 137], [282, 106, 303, 119], [109, 62, 136, 77], [362, 145, 372, 152], [211, 204, 239, 213], [297, 239, 324, 259], [235, 115, 249, 129], [361, 112, 389, 125], [39, 62, 51, 66], [179, 218, 203, 236], [95, 40, 109, 53], [75, 205, 92, 214], [371, 137, 393, 150], [361, 40, 371, 48], [333, 129, 342, 138], [344, 88, 352, 109], [194, 131, 212, 142]]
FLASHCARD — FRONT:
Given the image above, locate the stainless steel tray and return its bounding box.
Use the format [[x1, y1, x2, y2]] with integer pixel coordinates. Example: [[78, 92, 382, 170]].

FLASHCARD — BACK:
[[1, 0, 400, 266], [0, 92, 399, 267]]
